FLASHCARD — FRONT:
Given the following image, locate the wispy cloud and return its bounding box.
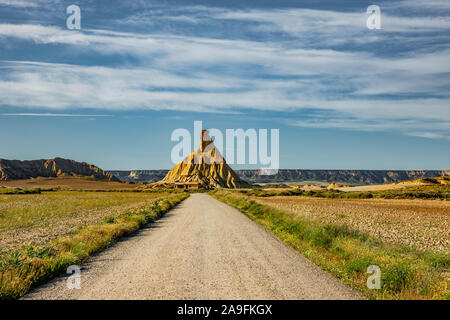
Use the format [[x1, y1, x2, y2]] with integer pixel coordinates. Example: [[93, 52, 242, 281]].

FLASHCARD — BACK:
[[214, 7, 450, 34], [0, 2, 449, 140], [0, 113, 112, 117], [0, 0, 59, 8], [290, 115, 450, 139], [0, 0, 38, 7], [387, 0, 450, 11], [407, 132, 450, 140]]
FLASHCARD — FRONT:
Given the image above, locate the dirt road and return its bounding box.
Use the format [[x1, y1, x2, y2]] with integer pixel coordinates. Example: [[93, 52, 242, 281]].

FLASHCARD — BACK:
[[24, 194, 363, 300]]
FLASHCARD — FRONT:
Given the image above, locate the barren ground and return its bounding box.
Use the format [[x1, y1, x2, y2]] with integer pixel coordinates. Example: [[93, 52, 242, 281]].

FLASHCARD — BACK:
[[0, 191, 165, 250], [254, 196, 449, 251]]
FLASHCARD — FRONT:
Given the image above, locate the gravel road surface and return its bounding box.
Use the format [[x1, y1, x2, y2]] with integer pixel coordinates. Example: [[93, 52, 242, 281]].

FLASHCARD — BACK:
[[23, 193, 363, 300]]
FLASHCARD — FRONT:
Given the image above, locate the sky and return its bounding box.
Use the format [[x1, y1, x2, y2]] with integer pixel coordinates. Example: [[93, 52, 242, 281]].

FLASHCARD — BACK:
[[0, 0, 449, 170]]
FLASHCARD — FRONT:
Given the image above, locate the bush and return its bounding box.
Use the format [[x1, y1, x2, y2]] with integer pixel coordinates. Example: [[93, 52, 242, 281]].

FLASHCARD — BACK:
[[382, 263, 414, 293], [311, 228, 333, 249], [323, 224, 368, 241], [104, 216, 116, 224], [0, 188, 42, 195], [346, 256, 374, 274]]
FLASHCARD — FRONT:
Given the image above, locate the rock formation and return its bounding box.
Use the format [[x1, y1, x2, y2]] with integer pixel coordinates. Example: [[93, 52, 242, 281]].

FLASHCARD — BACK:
[[0, 157, 119, 181], [158, 130, 250, 189]]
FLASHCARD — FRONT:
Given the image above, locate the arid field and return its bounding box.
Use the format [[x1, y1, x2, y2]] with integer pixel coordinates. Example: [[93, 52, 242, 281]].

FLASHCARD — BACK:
[[0, 190, 170, 251], [0, 177, 141, 190], [254, 196, 449, 252], [0, 175, 448, 300], [0, 178, 188, 299]]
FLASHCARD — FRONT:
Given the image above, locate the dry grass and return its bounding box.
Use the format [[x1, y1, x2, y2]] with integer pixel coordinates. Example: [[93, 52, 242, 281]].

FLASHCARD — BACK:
[[0, 191, 171, 250], [0, 177, 141, 190], [255, 196, 450, 252]]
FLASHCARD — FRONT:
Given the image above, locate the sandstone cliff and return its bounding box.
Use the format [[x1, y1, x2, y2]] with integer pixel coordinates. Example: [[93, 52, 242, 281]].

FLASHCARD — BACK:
[[0, 157, 119, 181], [158, 130, 250, 188]]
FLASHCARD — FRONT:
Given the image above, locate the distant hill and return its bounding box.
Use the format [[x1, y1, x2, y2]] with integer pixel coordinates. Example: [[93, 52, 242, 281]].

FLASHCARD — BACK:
[[109, 169, 450, 185], [0, 158, 119, 181], [237, 169, 450, 185]]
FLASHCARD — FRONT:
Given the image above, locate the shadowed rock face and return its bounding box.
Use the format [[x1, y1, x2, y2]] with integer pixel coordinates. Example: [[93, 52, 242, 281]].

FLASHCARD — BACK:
[[236, 169, 450, 185], [160, 130, 250, 189], [112, 169, 450, 185], [0, 157, 119, 181]]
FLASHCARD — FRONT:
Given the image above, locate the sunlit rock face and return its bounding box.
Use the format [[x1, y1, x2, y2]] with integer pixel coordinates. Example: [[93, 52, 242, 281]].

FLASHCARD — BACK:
[[161, 130, 250, 189], [0, 158, 118, 181]]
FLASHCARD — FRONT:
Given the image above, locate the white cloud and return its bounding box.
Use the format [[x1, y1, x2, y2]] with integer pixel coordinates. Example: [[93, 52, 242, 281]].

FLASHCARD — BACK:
[[0, 0, 37, 7], [0, 0, 59, 8], [1, 60, 449, 138], [407, 132, 450, 140], [0, 113, 111, 117], [1, 24, 449, 77], [291, 115, 450, 140], [213, 7, 450, 40], [387, 0, 450, 11], [0, 5, 449, 140]]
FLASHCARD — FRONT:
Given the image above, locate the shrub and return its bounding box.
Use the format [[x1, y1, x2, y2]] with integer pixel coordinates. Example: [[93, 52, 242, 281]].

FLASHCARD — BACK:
[[346, 256, 374, 274], [0, 188, 42, 195], [311, 228, 333, 249], [104, 216, 116, 224], [382, 263, 414, 293]]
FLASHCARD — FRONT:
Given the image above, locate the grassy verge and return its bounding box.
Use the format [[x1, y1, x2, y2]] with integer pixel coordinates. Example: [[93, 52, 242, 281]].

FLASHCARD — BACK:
[[0, 193, 189, 300], [211, 190, 449, 300], [239, 185, 449, 200]]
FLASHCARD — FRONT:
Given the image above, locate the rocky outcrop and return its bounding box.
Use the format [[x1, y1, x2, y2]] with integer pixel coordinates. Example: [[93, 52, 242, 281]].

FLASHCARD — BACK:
[[0, 157, 119, 181], [157, 130, 250, 189]]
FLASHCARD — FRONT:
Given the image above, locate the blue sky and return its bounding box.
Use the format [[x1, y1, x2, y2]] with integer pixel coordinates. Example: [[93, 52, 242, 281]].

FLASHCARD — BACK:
[[0, 0, 449, 170]]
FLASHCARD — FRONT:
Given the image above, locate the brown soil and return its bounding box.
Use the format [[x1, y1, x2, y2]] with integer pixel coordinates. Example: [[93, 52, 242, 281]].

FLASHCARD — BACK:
[[255, 196, 450, 252], [0, 177, 140, 190]]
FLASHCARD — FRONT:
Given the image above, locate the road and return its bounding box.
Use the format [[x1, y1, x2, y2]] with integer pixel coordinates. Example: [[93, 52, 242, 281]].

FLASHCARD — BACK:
[[24, 193, 363, 300]]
